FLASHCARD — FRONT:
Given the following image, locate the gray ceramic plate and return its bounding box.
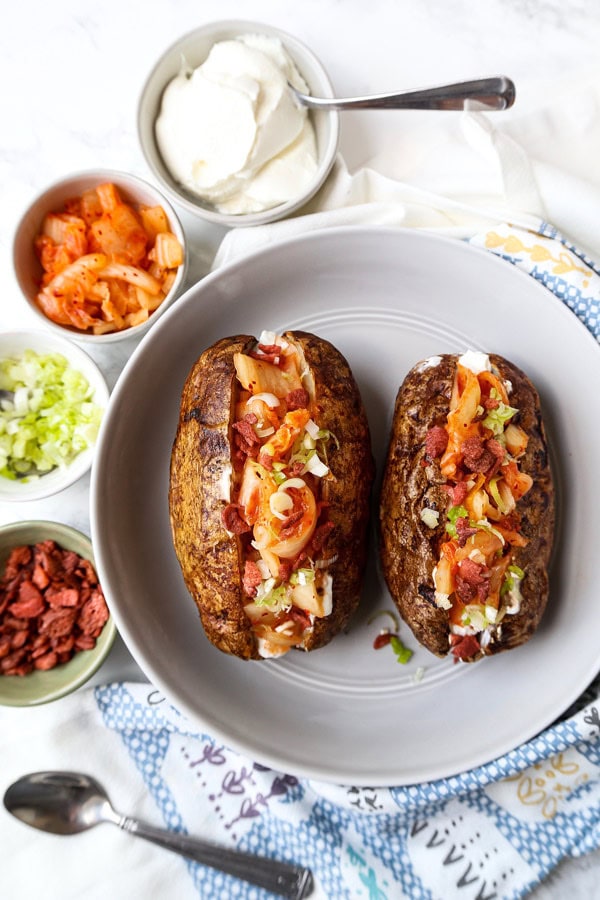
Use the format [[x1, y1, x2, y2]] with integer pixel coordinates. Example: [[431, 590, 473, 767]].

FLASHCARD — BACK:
[[91, 226, 600, 785]]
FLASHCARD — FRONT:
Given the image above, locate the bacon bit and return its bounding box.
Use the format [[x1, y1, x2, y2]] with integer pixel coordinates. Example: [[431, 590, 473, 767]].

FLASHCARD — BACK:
[[233, 434, 259, 468], [31, 564, 50, 590], [61, 551, 82, 574], [45, 586, 80, 608], [455, 516, 478, 547], [221, 504, 251, 535], [308, 520, 335, 554], [455, 557, 490, 603], [39, 607, 78, 639], [278, 509, 304, 538], [278, 560, 293, 583], [425, 426, 448, 459], [34, 650, 59, 671], [3, 546, 32, 579], [284, 607, 311, 629], [10, 630, 28, 649], [292, 552, 308, 571], [450, 633, 481, 661], [242, 560, 263, 598], [232, 413, 261, 447], [484, 396, 500, 410], [257, 450, 274, 470], [442, 481, 469, 506], [0, 540, 109, 677], [461, 436, 497, 474], [285, 388, 310, 411], [373, 632, 392, 649], [74, 634, 97, 651], [454, 482, 470, 504], [9, 581, 45, 618], [77, 591, 109, 637], [250, 345, 281, 365]]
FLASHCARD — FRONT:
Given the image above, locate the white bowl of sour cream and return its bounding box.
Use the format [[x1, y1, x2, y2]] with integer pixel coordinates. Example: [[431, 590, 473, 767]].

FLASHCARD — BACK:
[[138, 21, 340, 227]]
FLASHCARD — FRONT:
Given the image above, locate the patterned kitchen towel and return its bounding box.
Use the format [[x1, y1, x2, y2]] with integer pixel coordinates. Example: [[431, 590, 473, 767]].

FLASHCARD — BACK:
[[93, 678, 600, 900], [469, 222, 600, 341]]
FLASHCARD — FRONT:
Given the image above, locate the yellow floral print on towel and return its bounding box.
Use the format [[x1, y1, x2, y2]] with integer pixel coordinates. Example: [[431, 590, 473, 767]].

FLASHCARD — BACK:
[[486, 747, 597, 824]]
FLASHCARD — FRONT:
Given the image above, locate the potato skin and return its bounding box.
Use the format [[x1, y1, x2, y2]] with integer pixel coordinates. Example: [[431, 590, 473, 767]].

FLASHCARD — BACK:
[[170, 335, 258, 659], [169, 331, 374, 659], [379, 353, 555, 661]]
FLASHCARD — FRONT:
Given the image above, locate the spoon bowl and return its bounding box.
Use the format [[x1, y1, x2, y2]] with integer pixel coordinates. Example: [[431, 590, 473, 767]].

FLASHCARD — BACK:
[[4, 771, 313, 899], [4, 771, 113, 834], [289, 74, 516, 111]]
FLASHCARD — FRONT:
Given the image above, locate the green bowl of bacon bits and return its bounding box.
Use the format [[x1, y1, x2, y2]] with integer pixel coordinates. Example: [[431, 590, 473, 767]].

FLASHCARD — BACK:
[[0, 331, 108, 501], [0, 520, 115, 705]]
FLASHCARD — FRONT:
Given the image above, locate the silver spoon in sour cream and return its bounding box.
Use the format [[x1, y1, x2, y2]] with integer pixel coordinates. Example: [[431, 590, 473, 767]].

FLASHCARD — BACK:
[[289, 74, 515, 111]]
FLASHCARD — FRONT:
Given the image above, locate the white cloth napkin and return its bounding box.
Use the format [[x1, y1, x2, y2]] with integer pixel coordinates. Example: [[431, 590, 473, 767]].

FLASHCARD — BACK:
[[2, 66, 600, 900], [214, 63, 600, 270]]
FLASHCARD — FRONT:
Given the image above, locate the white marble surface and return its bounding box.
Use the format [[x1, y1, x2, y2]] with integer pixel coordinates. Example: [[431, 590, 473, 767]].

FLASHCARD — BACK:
[[1, 1, 599, 896]]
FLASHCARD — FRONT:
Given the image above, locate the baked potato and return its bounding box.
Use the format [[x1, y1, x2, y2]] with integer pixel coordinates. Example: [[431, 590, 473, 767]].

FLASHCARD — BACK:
[[379, 351, 555, 662], [169, 330, 374, 659]]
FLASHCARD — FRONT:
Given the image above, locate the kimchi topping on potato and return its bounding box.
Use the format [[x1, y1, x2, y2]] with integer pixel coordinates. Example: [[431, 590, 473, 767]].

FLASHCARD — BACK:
[[223, 332, 337, 658]]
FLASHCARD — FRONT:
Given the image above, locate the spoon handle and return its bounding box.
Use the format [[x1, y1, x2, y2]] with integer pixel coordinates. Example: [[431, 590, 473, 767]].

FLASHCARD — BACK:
[[118, 815, 313, 899], [291, 75, 515, 111]]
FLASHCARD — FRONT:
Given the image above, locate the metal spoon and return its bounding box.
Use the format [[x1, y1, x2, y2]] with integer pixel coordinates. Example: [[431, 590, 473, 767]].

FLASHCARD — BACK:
[[289, 74, 515, 111], [3, 771, 313, 900]]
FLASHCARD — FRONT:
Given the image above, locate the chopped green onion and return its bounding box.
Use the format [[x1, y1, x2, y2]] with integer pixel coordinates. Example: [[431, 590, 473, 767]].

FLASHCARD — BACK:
[[254, 584, 288, 608], [501, 564, 525, 597], [290, 567, 315, 586], [0, 350, 103, 481], [482, 401, 518, 435], [390, 635, 413, 664]]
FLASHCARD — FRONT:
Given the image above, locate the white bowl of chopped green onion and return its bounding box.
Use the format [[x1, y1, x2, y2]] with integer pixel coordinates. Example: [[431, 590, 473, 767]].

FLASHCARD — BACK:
[[0, 331, 109, 501]]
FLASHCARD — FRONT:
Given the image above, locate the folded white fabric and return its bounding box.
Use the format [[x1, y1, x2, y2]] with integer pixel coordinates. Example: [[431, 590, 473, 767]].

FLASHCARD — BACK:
[[214, 69, 600, 270]]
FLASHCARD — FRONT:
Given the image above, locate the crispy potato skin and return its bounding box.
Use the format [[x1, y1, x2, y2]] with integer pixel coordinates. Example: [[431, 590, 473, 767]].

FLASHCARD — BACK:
[[169, 331, 374, 659], [379, 353, 555, 661], [170, 335, 258, 659]]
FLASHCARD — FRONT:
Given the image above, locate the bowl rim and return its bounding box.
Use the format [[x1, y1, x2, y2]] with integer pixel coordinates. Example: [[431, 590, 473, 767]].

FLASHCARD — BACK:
[[137, 18, 340, 227], [0, 328, 109, 501], [0, 519, 116, 706], [12, 167, 188, 344]]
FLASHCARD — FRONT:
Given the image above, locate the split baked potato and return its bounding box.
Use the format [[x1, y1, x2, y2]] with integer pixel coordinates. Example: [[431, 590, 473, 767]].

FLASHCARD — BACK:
[[169, 330, 374, 659], [379, 351, 555, 662]]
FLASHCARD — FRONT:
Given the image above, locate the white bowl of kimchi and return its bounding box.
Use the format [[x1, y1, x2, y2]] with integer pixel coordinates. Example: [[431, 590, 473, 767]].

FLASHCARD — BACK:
[[12, 169, 188, 343]]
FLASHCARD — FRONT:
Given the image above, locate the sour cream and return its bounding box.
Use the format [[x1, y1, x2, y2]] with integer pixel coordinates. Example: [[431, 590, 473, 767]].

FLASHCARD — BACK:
[[458, 350, 491, 374], [155, 34, 318, 215]]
